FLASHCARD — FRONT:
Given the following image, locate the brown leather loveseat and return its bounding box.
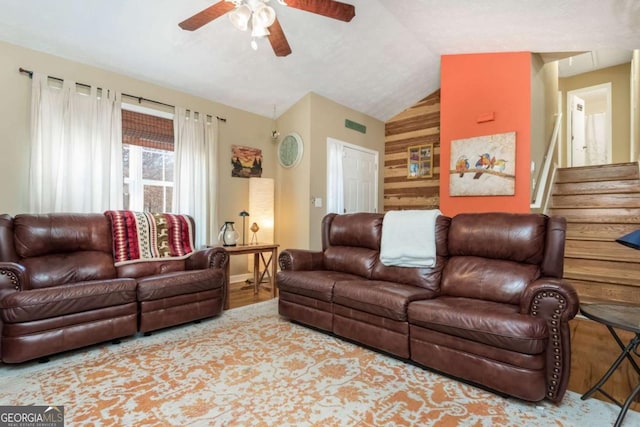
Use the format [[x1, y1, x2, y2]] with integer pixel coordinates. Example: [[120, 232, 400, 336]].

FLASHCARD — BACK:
[[0, 213, 228, 363], [277, 211, 579, 403]]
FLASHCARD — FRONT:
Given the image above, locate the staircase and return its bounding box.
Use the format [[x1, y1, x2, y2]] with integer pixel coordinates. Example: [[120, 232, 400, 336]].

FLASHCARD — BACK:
[[547, 162, 640, 304]]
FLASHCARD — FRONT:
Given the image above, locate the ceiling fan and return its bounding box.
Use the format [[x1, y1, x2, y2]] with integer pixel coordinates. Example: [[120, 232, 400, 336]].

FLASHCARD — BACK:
[[178, 0, 356, 57]]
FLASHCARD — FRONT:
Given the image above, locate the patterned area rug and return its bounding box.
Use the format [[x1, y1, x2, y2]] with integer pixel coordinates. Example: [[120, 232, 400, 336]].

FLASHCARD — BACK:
[[1, 300, 637, 426]]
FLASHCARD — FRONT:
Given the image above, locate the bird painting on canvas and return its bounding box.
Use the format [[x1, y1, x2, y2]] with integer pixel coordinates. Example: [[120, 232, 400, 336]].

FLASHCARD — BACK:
[[473, 153, 492, 179], [455, 155, 469, 177]]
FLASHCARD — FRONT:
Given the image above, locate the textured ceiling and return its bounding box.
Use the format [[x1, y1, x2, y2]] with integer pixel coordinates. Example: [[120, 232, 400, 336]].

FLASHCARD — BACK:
[[0, 0, 638, 121]]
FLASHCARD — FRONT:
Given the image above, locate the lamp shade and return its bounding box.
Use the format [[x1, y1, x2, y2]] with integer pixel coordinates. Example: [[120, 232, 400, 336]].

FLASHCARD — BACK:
[[229, 4, 251, 31], [253, 3, 276, 28], [248, 177, 274, 273], [616, 230, 640, 249], [249, 177, 274, 244]]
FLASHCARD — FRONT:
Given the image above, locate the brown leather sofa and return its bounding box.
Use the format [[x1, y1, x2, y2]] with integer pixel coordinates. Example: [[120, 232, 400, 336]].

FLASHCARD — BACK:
[[278, 211, 579, 403], [0, 213, 228, 363]]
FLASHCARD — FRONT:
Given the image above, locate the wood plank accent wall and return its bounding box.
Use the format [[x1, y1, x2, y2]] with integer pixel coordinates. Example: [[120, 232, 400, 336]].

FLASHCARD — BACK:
[[384, 90, 440, 212]]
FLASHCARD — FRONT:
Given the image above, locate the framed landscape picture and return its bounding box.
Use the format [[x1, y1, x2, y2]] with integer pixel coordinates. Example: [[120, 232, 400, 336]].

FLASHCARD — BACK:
[[231, 145, 263, 178]]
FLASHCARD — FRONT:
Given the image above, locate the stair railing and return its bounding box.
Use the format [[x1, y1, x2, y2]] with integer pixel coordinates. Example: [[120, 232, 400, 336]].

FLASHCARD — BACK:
[[531, 113, 563, 211]]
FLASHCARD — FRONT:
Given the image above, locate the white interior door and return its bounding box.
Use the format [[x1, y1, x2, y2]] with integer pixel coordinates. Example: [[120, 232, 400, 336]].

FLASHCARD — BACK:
[[570, 94, 586, 166], [342, 145, 378, 214], [567, 83, 612, 167]]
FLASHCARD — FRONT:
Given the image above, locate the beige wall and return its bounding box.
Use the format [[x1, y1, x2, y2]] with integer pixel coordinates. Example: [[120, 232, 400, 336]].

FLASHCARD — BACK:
[[275, 94, 312, 254], [0, 40, 275, 276], [308, 93, 384, 250], [274, 93, 385, 253], [559, 62, 631, 165]]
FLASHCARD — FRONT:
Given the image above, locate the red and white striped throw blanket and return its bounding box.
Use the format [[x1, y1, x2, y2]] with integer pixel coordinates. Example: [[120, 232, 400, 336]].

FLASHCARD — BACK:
[[104, 210, 196, 266]]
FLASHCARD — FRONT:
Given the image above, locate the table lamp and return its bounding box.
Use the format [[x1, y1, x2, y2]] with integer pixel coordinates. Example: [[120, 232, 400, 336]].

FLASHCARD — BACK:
[[239, 210, 249, 246], [616, 230, 640, 249]]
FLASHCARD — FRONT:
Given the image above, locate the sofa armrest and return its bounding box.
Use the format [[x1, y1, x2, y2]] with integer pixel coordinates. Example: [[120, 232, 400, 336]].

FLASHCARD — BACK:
[[520, 278, 579, 324], [185, 247, 229, 271], [0, 262, 28, 296], [278, 249, 324, 271], [520, 278, 579, 402]]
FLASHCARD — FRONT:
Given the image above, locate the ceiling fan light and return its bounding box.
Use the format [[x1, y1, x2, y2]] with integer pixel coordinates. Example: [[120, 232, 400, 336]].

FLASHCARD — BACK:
[[253, 3, 276, 28], [229, 4, 252, 31], [251, 25, 271, 38]]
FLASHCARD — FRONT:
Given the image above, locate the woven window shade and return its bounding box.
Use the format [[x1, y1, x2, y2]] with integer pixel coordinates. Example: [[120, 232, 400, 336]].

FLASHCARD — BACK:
[[122, 109, 174, 151]]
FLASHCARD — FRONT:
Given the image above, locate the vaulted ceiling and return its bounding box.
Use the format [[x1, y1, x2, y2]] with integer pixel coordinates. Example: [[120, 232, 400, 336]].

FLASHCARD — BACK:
[[0, 0, 638, 121]]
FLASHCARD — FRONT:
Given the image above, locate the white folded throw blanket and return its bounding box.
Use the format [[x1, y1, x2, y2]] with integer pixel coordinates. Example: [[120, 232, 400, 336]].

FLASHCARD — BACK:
[[380, 209, 441, 268]]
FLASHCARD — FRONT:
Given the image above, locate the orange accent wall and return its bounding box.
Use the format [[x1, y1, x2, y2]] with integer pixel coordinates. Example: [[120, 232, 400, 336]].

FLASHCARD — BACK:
[[440, 52, 531, 216]]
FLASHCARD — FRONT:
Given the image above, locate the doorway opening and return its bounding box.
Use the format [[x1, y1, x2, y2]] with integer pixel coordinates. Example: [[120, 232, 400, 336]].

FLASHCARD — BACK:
[[566, 83, 612, 167]]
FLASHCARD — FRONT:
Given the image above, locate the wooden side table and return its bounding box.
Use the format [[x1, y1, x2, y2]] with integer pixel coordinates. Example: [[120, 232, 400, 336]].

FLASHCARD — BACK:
[[580, 303, 640, 427], [215, 243, 279, 310]]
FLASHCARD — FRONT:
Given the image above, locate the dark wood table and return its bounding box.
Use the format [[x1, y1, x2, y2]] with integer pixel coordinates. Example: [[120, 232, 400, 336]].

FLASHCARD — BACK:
[[216, 243, 279, 310], [580, 303, 640, 427]]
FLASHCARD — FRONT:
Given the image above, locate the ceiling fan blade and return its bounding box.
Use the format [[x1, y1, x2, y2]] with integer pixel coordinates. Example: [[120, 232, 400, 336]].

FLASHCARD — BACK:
[[268, 18, 292, 57], [284, 0, 355, 22], [178, 1, 236, 31]]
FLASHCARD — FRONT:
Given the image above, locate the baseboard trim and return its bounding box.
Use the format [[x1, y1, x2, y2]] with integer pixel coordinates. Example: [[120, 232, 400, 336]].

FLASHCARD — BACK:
[[230, 273, 252, 285]]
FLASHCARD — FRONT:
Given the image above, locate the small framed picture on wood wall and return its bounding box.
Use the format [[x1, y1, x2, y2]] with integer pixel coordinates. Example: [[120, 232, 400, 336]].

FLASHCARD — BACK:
[[407, 143, 433, 179]]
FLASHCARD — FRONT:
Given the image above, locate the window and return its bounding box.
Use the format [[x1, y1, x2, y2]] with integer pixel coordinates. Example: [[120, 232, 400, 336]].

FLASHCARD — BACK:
[[122, 106, 175, 212]]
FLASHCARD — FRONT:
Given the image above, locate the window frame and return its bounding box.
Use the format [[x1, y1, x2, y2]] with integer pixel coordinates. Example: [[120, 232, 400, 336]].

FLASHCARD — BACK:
[[121, 102, 175, 212]]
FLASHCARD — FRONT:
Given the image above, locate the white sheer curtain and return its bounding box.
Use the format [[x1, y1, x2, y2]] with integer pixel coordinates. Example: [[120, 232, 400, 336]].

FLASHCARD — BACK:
[[173, 107, 218, 248], [29, 72, 123, 212], [326, 138, 345, 214]]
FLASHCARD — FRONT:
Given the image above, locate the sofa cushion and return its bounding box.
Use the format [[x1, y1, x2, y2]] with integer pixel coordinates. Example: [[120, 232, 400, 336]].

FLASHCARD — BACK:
[[408, 296, 549, 354], [334, 280, 437, 322], [323, 247, 378, 278], [21, 252, 117, 289], [13, 213, 117, 289], [441, 256, 540, 304], [13, 213, 113, 257], [0, 279, 137, 323], [327, 213, 382, 251], [136, 269, 224, 302], [116, 259, 186, 279], [277, 270, 361, 302], [371, 257, 444, 291], [447, 212, 547, 265]]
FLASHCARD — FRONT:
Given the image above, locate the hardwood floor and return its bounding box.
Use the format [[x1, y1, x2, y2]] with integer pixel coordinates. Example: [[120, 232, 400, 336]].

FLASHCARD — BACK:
[[227, 280, 275, 309]]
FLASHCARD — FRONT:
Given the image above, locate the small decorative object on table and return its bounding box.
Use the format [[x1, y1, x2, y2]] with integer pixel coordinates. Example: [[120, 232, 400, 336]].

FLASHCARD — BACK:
[[250, 222, 260, 244], [218, 221, 239, 247]]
